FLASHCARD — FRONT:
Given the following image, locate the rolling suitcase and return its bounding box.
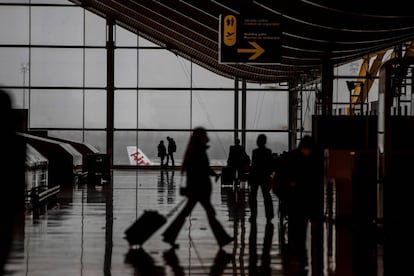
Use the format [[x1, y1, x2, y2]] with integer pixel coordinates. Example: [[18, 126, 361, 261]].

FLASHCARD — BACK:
[[124, 198, 186, 246]]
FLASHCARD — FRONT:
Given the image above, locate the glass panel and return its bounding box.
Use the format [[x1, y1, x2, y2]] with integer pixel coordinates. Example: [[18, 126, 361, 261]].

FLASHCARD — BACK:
[[138, 90, 190, 129], [246, 91, 288, 130], [192, 62, 234, 88], [85, 9, 106, 46], [301, 91, 316, 133], [114, 131, 191, 166], [138, 35, 161, 48], [115, 25, 137, 47], [115, 90, 137, 129], [202, 131, 234, 165], [192, 91, 234, 129], [30, 90, 83, 128], [31, 6, 83, 45], [31, 48, 83, 86], [0, 6, 29, 44], [47, 130, 83, 142], [115, 49, 137, 87], [85, 49, 106, 87], [139, 49, 190, 87], [84, 90, 106, 128], [84, 131, 106, 153], [114, 130, 234, 166], [245, 132, 289, 158], [114, 131, 138, 165], [0, 48, 29, 86]]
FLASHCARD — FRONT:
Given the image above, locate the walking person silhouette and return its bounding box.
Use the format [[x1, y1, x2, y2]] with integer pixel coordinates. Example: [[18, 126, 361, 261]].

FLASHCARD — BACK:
[[162, 127, 234, 248], [248, 134, 274, 223]]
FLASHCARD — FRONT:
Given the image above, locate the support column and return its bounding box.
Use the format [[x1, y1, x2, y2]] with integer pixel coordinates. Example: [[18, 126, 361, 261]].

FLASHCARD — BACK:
[[234, 77, 239, 142], [241, 79, 247, 149], [321, 61, 334, 116], [106, 19, 115, 166], [288, 84, 298, 150]]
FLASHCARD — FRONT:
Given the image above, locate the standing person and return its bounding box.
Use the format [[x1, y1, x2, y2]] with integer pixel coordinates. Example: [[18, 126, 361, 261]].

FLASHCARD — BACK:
[[166, 136, 176, 168], [226, 138, 249, 186], [278, 135, 323, 269], [162, 127, 234, 248], [0, 90, 26, 275], [248, 134, 274, 223], [157, 140, 167, 169]]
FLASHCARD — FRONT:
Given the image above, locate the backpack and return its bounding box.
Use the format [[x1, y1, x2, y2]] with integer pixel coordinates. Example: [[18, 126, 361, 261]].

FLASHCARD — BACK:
[[170, 140, 177, 152]]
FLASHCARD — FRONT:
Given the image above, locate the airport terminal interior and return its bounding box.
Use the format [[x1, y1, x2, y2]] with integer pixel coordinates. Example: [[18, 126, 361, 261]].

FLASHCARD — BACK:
[[1, 1, 414, 275]]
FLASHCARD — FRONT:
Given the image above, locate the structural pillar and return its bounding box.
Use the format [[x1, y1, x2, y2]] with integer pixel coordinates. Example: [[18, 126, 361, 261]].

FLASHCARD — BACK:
[[241, 79, 247, 149], [234, 77, 239, 142], [288, 83, 298, 150], [106, 19, 115, 167], [321, 61, 334, 115]]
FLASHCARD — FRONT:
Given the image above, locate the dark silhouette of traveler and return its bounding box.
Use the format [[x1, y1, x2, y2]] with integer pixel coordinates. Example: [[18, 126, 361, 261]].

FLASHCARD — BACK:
[[248, 134, 274, 222], [249, 221, 274, 276], [278, 135, 323, 269], [166, 136, 176, 168], [162, 127, 233, 248], [125, 248, 166, 276], [163, 247, 232, 276], [0, 89, 26, 275], [157, 140, 167, 169], [227, 138, 249, 187]]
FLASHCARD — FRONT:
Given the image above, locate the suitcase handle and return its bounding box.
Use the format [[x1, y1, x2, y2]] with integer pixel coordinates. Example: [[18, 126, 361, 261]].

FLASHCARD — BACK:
[[165, 198, 187, 219]]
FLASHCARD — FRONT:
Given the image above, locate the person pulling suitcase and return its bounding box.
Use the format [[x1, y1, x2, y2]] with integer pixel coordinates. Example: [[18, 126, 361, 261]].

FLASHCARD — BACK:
[[162, 127, 234, 248]]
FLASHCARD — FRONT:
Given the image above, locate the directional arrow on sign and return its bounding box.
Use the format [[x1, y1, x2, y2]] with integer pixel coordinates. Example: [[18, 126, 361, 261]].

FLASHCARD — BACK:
[[237, 42, 265, 60]]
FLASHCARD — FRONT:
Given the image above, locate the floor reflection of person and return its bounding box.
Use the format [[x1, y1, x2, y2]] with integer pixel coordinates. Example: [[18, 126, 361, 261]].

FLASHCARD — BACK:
[[249, 221, 274, 275], [162, 127, 234, 248], [0, 90, 26, 275], [125, 248, 166, 276], [163, 247, 232, 276]]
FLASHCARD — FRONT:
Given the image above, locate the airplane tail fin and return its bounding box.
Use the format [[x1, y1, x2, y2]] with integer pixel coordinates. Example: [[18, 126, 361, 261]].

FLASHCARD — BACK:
[[127, 146, 153, 166]]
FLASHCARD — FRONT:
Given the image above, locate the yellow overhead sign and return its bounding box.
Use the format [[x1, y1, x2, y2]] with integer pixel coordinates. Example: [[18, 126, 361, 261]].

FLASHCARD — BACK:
[[223, 15, 237, 47]]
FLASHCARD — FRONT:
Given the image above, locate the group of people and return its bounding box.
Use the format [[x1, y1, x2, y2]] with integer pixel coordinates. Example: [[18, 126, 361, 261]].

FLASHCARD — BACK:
[[161, 127, 323, 269], [157, 136, 177, 169]]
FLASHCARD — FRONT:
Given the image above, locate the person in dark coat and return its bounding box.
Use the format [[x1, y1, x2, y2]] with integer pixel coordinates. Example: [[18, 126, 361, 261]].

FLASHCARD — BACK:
[[278, 135, 323, 268], [157, 140, 167, 169], [162, 127, 233, 248], [166, 136, 176, 168], [248, 134, 274, 222], [0, 90, 26, 275], [227, 138, 249, 185]]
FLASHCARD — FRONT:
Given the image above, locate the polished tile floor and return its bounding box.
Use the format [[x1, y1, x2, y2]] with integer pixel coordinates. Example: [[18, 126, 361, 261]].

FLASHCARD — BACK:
[[4, 170, 383, 276]]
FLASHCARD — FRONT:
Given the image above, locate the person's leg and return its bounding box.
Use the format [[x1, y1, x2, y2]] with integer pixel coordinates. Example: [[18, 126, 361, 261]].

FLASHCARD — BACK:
[[162, 199, 197, 245], [248, 183, 259, 220], [199, 197, 233, 247], [261, 181, 274, 221], [171, 153, 175, 167], [166, 153, 170, 167], [288, 214, 308, 266]]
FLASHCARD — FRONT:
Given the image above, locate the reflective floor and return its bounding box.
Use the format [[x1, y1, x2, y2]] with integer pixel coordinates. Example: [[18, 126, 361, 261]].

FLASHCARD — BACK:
[[4, 170, 383, 275]]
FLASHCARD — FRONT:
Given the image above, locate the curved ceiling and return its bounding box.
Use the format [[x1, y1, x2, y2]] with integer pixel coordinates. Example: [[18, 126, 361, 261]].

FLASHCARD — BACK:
[[71, 0, 414, 83]]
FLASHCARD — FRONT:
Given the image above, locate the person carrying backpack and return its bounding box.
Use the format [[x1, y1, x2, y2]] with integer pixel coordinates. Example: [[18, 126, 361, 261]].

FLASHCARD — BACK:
[[166, 136, 177, 168]]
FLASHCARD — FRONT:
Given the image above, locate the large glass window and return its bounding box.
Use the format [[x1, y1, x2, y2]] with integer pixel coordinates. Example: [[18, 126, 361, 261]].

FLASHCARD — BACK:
[[0, 1, 291, 165]]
